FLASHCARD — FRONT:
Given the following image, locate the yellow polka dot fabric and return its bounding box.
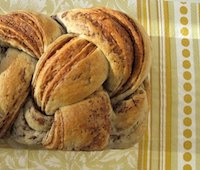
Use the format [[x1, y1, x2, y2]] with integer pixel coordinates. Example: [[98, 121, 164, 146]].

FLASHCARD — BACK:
[[0, 1, 200, 170], [183, 60, 191, 69], [180, 6, 188, 14], [184, 152, 192, 161], [182, 38, 190, 47], [180, 17, 188, 25], [183, 129, 192, 138]]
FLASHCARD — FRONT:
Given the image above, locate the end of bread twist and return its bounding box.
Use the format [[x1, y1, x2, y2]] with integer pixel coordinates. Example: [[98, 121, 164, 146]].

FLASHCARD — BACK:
[[42, 89, 112, 150], [0, 10, 64, 58]]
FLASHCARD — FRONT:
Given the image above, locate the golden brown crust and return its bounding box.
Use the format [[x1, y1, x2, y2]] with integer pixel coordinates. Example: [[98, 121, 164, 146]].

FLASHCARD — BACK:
[[111, 14, 152, 104], [42, 89, 112, 150], [0, 10, 63, 58], [108, 78, 150, 148], [56, 8, 134, 96], [113, 85, 148, 130], [0, 48, 36, 137], [33, 34, 109, 115], [96, 8, 145, 93], [0, 8, 151, 150]]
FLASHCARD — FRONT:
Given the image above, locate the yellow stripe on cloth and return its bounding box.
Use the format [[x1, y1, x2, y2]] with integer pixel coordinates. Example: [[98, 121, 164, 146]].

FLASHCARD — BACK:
[[163, 2, 172, 170], [193, 3, 200, 170], [137, 0, 150, 169]]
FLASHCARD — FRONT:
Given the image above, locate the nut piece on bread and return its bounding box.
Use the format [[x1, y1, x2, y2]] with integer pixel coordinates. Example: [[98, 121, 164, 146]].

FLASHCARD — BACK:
[[0, 7, 152, 150]]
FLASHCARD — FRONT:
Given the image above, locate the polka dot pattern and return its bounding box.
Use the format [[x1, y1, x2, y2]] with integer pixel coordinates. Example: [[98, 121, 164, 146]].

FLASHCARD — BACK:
[[180, 17, 188, 25], [183, 164, 192, 170], [183, 117, 192, 126], [183, 129, 192, 138], [183, 71, 192, 80], [184, 106, 192, 115], [181, 39, 190, 47], [181, 27, 189, 36], [183, 83, 192, 92], [179, 3, 193, 170], [184, 141, 192, 150], [183, 60, 191, 69], [183, 152, 192, 162], [184, 94, 192, 103], [180, 6, 188, 14], [182, 49, 190, 57]]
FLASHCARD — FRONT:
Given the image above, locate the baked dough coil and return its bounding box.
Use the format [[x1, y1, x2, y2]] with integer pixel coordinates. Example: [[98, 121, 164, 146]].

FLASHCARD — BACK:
[[0, 7, 151, 151]]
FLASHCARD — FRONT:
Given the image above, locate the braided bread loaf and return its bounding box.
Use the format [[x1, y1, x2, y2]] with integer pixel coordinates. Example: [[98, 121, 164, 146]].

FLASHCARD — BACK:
[[0, 7, 151, 150]]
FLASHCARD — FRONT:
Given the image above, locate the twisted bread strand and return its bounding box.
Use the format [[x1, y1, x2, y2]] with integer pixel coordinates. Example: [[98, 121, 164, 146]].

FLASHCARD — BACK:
[[0, 10, 64, 58], [0, 8, 151, 150], [0, 10, 63, 137], [11, 97, 53, 145], [0, 48, 36, 137]]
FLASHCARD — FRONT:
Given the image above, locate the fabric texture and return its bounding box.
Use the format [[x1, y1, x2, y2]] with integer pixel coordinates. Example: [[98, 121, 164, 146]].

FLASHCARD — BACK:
[[0, 0, 199, 169]]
